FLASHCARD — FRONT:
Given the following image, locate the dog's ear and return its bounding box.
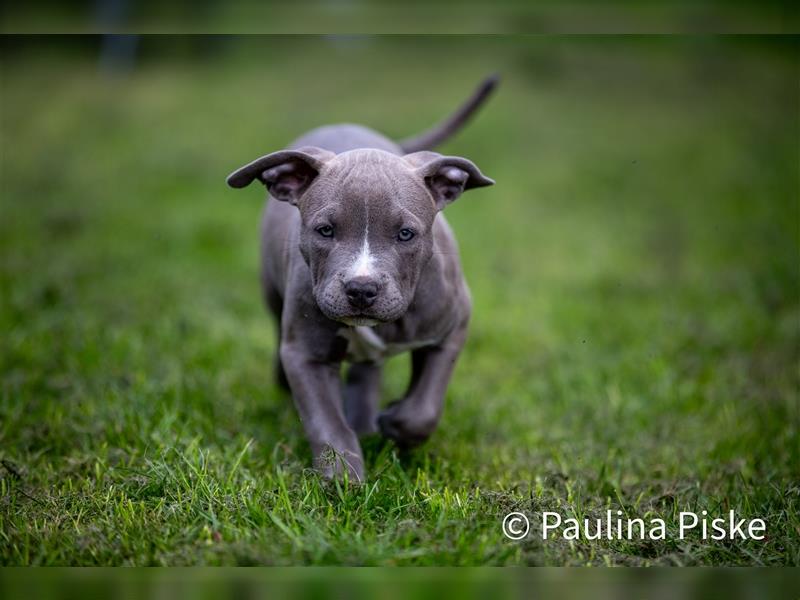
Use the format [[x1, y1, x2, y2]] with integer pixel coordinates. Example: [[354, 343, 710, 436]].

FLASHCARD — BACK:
[[404, 151, 494, 210], [226, 146, 335, 205]]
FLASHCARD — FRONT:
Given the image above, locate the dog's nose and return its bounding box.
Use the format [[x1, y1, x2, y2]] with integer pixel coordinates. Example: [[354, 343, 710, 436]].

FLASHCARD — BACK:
[[345, 277, 379, 309]]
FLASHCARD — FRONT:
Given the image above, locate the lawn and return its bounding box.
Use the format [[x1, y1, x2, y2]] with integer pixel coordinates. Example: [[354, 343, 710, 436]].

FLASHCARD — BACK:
[[0, 36, 798, 566]]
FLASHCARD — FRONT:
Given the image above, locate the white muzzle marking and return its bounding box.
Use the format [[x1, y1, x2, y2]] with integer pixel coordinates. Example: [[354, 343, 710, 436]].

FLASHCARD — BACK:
[[350, 237, 374, 278]]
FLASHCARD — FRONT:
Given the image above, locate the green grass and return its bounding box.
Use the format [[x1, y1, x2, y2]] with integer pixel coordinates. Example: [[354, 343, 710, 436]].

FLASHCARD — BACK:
[[1, 36, 798, 566]]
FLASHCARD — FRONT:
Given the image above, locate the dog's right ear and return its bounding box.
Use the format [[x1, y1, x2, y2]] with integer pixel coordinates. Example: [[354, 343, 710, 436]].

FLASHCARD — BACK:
[[226, 146, 335, 205]]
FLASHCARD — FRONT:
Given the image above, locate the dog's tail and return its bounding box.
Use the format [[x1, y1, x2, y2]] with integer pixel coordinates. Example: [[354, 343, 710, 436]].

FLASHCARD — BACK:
[[397, 74, 499, 154]]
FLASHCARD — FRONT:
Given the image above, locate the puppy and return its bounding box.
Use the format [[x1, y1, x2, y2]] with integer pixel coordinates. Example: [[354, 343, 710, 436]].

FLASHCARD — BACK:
[[227, 76, 497, 480]]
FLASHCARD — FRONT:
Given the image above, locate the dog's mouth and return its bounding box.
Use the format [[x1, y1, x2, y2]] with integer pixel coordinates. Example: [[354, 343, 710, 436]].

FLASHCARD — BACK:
[[315, 288, 408, 327], [338, 315, 380, 327]]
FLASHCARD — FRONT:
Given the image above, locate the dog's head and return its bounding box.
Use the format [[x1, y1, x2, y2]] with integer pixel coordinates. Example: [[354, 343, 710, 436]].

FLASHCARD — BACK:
[[228, 147, 493, 325]]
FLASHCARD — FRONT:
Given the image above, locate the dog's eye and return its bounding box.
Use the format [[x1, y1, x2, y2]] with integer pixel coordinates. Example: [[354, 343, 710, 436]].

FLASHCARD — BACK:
[[397, 228, 415, 242], [316, 225, 334, 238]]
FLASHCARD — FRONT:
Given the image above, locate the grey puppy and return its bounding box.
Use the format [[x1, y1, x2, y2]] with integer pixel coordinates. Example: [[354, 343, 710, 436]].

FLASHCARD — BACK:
[[227, 76, 497, 481]]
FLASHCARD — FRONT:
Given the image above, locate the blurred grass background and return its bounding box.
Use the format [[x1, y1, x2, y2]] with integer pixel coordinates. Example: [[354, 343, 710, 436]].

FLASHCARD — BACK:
[[0, 35, 798, 565], [1, 1, 798, 33]]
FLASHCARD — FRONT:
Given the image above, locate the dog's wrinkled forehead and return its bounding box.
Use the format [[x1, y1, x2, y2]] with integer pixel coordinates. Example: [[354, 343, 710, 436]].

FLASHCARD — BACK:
[[307, 149, 435, 215]]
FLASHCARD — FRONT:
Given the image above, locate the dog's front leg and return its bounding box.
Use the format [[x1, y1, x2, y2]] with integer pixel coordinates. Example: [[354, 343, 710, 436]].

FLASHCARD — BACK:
[[343, 362, 382, 436], [280, 341, 365, 482], [377, 320, 468, 448]]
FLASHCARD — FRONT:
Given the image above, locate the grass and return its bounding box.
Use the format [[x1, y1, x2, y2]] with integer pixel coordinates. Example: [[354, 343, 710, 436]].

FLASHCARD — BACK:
[[0, 36, 798, 566]]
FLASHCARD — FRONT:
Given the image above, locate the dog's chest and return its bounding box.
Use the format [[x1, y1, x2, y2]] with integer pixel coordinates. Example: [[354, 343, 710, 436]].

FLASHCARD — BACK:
[[338, 326, 435, 363]]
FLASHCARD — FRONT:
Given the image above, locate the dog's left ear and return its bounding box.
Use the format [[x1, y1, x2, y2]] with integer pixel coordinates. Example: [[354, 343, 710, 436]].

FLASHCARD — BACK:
[[226, 146, 335, 205], [404, 151, 494, 210]]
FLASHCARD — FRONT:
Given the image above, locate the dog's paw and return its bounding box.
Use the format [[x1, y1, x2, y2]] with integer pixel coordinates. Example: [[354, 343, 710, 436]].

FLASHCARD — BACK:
[[313, 445, 365, 483], [377, 400, 439, 448]]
